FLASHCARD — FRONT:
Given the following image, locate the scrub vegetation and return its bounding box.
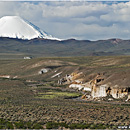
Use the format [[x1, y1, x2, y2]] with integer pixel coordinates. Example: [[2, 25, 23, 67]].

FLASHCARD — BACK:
[[0, 56, 130, 128]]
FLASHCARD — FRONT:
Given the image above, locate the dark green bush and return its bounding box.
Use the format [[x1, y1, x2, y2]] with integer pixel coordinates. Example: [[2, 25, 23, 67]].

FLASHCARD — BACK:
[[25, 121, 32, 129], [46, 122, 68, 129], [32, 123, 43, 129], [6, 122, 14, 129], [0, 119, 14, 129], [46, 122, 59, 129], [14, 121, 27, 129], [59, 122, 68, 128], [69, 123, 91, 129]]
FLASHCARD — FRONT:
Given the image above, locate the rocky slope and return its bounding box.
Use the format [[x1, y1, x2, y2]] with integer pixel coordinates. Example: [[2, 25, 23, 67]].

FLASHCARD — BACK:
[[57, 70, 130, 101]]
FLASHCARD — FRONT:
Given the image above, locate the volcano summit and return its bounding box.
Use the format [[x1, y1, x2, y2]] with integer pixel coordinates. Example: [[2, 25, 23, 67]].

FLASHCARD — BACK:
[[0, 16, 59, 40]]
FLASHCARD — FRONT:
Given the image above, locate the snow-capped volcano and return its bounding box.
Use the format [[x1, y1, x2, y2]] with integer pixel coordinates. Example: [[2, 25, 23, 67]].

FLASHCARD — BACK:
[[0, 16, 60, 40]]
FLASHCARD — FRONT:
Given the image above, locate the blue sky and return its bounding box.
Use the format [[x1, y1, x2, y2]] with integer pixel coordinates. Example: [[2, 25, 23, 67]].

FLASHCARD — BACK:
[[0, 1, 130, 40]]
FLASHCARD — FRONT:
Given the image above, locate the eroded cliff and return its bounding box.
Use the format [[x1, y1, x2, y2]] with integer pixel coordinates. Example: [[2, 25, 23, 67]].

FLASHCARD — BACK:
[[58, 71, 130, 101]]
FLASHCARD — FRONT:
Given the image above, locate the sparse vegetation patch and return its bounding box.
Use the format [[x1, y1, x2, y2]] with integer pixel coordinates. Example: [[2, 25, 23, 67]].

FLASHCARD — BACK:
[[36, 91, 82, 99]]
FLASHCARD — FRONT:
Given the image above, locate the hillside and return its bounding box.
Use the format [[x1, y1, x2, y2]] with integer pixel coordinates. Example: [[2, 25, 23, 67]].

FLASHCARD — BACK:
[[0, 56, 130, 128], [0, 37, 130, 58], [0, 56, 130, 89]]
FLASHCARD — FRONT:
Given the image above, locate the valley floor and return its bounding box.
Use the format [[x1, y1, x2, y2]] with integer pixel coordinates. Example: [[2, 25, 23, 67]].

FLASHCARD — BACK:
[[0, 56, 130, 129]]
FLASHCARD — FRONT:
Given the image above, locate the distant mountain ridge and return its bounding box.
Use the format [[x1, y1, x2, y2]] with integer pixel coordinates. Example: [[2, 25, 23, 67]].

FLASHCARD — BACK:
[[0, 37, 130, 57], [0, 16, 129, 58]]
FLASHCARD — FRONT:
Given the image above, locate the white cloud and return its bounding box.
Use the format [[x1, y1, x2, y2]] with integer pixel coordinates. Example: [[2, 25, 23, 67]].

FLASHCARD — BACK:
[[0, 1, 130, 40]]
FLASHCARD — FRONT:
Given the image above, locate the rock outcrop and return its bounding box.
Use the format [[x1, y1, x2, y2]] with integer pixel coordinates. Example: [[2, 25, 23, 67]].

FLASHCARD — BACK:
[[58, 71, 130, 101], [58, 72, 83, 85], [88, 74, 129, 100], [38, 68, 50, 74], [0, 75, 10, 78]]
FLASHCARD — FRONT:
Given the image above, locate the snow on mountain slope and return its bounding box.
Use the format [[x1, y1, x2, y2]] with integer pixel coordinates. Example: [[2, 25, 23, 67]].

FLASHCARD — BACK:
[[0, 16, 60, 40]]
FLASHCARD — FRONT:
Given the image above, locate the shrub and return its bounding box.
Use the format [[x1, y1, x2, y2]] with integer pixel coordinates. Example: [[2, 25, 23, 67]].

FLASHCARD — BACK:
[[59, 122, 68, 128], [6, 122, 14, 129], [14, 121, 27, 129], [46, 122, 68, 129], [25, 121, 32, 129], [46, 122, 59, 129], [0, 119, 14, 129], [69, 123, 90, 129], [32, 123, 43, 129]]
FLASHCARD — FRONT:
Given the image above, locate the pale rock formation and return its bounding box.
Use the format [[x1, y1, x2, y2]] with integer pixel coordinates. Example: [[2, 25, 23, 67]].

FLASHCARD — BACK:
[[126, 94, 130, 101], [58, 71, 130, 101], [69, 83, 91, 91], [51, 72, 62, 78], [83, 87, 91, 92], [24, 57, 32, 59], [69, 84, 84, 90], [91, 84, 108, 98], [110, 87, 128, 99], [58, 72, 83, 85], [0, 75, 10, 78], [91, 84, 129, 99], [38, 68, 50, 74]]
